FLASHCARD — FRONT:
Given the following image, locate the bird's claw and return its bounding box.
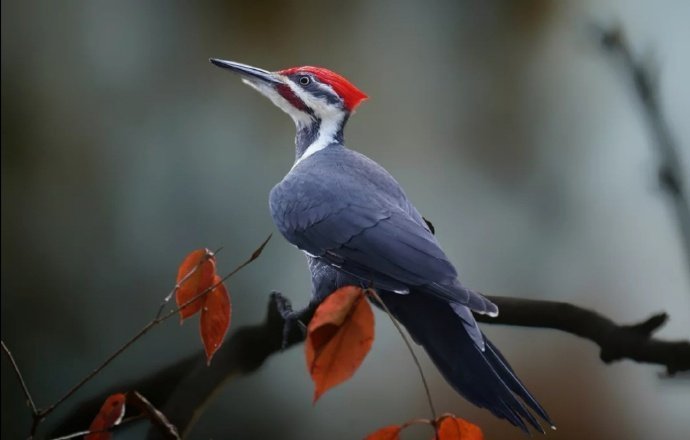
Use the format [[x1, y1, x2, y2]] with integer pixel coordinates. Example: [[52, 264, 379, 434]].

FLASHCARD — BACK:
[[281, 314, 307, 350], [271, 291, 308, 350], [271, 291, 294, 316]]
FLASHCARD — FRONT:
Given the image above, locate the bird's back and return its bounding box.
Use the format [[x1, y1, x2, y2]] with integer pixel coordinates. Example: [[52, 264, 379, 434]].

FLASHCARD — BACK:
[[269, 144, 431, 243]]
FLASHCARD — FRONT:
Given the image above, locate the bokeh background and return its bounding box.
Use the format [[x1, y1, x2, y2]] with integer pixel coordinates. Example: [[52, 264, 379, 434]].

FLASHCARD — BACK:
[[2, 1, 689, 439]]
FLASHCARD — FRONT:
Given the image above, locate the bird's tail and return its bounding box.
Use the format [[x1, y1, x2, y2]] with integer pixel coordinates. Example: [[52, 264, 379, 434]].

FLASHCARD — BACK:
[[379, 290, 554, 433]]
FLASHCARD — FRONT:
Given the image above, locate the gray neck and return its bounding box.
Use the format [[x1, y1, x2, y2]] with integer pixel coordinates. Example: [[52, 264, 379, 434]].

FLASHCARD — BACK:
[[294, 114, 349, 161]]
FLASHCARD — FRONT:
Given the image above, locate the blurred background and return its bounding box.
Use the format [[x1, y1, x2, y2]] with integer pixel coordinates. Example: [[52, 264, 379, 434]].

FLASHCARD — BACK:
[[2, 0, 689, 439]]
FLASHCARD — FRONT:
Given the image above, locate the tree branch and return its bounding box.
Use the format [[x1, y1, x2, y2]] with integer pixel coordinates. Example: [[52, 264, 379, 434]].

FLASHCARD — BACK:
[[475, 296, 690, 374], [51, 294, 690, 439]]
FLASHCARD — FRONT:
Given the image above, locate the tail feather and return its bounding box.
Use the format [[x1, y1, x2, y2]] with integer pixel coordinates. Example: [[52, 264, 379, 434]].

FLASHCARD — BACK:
[[450, 301, 486, 351], [380, 290, 553, 433], [485, 340, 552, 426]]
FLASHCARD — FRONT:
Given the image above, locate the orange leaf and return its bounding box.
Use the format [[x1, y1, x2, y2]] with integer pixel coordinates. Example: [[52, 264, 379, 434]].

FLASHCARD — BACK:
[[200, 275, 231, 364], [365, 425, 402, 440], [175, 249, 216, 321], [86, 393, 126, 440], [305, 286, 374, 403], [435, 416, 483, 440]]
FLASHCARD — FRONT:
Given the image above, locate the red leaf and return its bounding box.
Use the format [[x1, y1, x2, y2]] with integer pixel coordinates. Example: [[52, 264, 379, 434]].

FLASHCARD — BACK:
[[365, 425, 402, 440], [200, 275, 231, 364], [305, 286, 374, 403], [175, 249, 216, 321], [86, 393, 126, 440], [435, 416, 484, 440]]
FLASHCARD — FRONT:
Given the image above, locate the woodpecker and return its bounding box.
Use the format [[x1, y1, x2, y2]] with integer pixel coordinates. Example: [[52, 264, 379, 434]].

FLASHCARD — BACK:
[[211, 58, 553, 433]]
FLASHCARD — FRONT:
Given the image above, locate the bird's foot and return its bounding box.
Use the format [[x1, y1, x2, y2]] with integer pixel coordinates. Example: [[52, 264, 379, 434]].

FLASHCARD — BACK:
[[270, 291, 309, 350]]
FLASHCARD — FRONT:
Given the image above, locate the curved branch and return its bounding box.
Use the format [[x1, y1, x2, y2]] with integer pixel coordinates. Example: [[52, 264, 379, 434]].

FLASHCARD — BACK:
[[51, 294, 689, 439]]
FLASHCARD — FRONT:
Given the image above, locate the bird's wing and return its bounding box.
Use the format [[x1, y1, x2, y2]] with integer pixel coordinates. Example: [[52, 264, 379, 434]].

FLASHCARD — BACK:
[[310, 204, 495, 314], [271, 176, 484, 303], [270, 147, 497, 313], [313, 203, 457, 286]]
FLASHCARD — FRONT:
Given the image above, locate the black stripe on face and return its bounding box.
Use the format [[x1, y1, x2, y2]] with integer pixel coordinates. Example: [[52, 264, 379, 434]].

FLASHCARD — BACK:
[[289, 74, 342, 107], [303, 82, 341, 106], [276, 84, 312, 114]]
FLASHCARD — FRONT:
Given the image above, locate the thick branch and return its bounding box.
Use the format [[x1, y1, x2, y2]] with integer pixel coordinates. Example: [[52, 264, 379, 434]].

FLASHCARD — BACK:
[[51, 294, 689, 439], [475, 296, 690, 374]]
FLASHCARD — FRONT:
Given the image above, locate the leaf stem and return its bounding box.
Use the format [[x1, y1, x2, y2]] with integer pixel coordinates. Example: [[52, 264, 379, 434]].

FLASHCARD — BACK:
[[366, 289, 437, 421]]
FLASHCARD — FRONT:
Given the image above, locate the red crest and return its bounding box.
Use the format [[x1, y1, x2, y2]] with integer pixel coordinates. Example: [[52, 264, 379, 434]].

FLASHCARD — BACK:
[[278, 66, 368, 111]]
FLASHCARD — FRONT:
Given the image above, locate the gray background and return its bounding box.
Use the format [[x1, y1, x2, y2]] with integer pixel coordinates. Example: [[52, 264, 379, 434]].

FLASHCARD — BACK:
[[2, 1, 689, 439]]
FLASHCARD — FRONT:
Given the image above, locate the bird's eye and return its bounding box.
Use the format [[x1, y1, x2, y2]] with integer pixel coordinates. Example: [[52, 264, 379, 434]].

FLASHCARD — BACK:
[[299, 76, 311, 85]]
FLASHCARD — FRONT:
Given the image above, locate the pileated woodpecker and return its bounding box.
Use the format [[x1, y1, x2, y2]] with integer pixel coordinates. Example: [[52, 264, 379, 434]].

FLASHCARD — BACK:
[[210, 59, 554, 433]]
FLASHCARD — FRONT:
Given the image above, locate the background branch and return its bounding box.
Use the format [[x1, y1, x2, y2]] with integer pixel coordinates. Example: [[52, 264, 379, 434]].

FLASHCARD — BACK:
[[597, 25, 690, 271], [51, 294, 690, 439]]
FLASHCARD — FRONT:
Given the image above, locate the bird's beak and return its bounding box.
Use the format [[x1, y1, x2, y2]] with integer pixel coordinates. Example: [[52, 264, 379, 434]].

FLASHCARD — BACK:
[[209, 58, 282, 85]]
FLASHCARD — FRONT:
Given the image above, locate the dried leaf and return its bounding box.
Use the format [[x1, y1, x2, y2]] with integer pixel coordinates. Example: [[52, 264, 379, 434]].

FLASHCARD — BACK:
[[200, 275, 231, 364], [305, 286, 374, 403], [126, 391, 180, 439], [435, 416, 483, 440], [86, 393, 126, 440], [365, 425, 402, 440], [175, 249, 216, 321]]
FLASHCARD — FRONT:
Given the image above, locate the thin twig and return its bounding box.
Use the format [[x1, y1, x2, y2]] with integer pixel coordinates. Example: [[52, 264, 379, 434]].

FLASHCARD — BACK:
[[1, 340, 38, 415], [126, 390, 181, 439], [48, 414, 144, 440], [366, 289, 437, 421], [597, 25, 690, 272], [41, 323, 155, 416], [400, 417, 433, 429], [39, 235, 271, 419]]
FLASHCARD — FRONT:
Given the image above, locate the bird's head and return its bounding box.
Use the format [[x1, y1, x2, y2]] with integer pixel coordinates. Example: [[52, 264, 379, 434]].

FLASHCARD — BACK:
[[210, 59, 367, 126]]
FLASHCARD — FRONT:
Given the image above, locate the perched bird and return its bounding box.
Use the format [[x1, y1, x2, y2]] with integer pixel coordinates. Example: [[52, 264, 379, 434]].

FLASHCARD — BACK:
[[210, 59, 553, 433]]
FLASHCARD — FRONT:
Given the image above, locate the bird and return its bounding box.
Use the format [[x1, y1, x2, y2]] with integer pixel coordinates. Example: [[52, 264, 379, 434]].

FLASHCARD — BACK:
[[210, 58, 554, 433]]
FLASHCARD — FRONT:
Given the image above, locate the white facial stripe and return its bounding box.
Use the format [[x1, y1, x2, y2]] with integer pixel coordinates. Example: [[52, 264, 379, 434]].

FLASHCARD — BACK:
[[284, 78, 347, 169], [242, 77, 311, 125], [286, 78, 343, 118], [243, 74, 347, 168]]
